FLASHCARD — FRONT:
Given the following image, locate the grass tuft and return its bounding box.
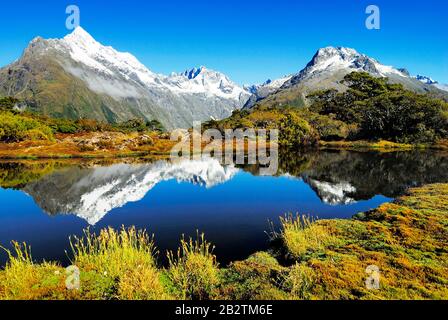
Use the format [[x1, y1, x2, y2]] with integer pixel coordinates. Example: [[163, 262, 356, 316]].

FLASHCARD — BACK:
[[167, 232, 219, 300], [0, 242, 66, 300], [70, 226, 157, 278], [280, 214, 335, 260]]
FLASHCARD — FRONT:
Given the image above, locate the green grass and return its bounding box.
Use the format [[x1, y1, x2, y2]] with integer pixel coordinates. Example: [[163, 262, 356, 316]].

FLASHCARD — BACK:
[[0, 112, 54, 143], [279, 215, 337, 260]]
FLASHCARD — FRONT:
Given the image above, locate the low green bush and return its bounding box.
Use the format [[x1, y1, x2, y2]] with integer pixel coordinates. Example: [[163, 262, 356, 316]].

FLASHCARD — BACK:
[[0, 112, 54, 142]]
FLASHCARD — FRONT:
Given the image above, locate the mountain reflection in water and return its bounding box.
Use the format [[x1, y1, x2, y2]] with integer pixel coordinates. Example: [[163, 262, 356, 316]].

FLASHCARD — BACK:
[[0, 150, 447, 266], [23, 159, 238, 225]]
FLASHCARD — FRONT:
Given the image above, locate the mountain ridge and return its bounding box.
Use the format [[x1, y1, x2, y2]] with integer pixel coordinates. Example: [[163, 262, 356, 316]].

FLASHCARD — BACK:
[[1, 29, 447, 127], [247, 46, 448, 109], [0, 27, 251, 130]]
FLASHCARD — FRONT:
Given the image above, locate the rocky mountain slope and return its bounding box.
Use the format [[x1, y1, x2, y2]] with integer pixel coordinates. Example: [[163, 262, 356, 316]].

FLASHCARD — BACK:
[[0, 27, 251, 130], [249, 47, 448, 109], [243, 75, 292, 108], [2, 30, 446, 128], [414, 74, 448, 92]]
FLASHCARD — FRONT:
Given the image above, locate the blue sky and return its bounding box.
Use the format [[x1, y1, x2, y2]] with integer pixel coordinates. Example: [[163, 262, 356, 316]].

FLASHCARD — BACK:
[[0, 0, 447, 85]]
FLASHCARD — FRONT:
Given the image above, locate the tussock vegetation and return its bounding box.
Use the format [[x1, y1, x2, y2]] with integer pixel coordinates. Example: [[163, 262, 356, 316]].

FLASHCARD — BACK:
[[0, 241, 75, 300], [1, 184, 448, 300], [70, 227, 157, 278], [167, 233, 219, 300], [279, 215, 336, 260]]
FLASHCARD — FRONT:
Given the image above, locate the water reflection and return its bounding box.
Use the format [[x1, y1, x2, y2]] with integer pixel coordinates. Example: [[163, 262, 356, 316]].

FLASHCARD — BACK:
[[19, 159, 236, 225], [1, 150, 447, 226], [1, 150, 448, 266]]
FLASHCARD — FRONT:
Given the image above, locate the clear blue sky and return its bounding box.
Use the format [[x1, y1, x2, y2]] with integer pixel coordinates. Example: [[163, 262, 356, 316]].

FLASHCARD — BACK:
[[0, 0, 447, 85]]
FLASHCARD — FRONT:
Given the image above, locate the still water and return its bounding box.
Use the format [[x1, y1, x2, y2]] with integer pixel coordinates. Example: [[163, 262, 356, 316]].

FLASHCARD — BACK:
[[1, 150, 447, 266]]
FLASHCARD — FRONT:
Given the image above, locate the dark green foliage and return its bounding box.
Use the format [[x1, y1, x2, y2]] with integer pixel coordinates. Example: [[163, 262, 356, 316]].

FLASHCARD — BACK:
[[116, 119, 165, 133], [145, 120, 165, 133], [278, 112, 318, 147], [360, 91, 448, 143], [309, 72, 448, 143], [117, 119, 149, 132], [0, 97, 19, 112], [48, 119, 79, 134], [0, 112, 54, 142]]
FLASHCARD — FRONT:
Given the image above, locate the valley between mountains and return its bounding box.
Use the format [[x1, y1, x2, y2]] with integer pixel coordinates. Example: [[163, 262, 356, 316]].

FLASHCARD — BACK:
[[1, 27, 448, 159]]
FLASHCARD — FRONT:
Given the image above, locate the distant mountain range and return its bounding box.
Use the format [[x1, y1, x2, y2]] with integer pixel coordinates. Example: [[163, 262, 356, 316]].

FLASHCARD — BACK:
[[0, 27, 447, 129], [245, 46, 448, 109], [0, 27, 250, 130]]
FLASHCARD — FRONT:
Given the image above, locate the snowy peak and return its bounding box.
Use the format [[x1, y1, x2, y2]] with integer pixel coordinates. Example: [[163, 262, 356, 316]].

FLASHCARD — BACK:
[[279, 46, 409, 90], [243, 75, 293, 108], [63, 26, 98, 47], [168, 66, 251, 100], [413, 75, 448, 92], [311, 46, 359, 66], [59, 27, 159, 86], [58, 28, 250, 100], [247, 46, 448, 110], [10, 27, 252, 129], [414, 74, 438, 85], [245, 75, 293, 94], [304, 46, 406, 78]]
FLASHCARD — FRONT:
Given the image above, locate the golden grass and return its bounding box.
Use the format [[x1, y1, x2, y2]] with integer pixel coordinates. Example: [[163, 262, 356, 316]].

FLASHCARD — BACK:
[[0, 184, 447, 300], [319, 140, 415, 151], [285, 264, 316, 300], [280, 215, 336, 260], [275, 184, 448, 299], [0, 242, 68, 300], [0, 131, 176, 159], [167, 232, 219, 300], [118, 266, 171, 300], [70, 227, 157, 278]]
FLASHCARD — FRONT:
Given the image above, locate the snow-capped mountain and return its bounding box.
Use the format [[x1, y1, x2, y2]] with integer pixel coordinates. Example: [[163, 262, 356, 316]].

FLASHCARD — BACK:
[[305, 178, 357, 205], [414, 74, 448, 92], [243, 75, 293, 108], [414, 74, 438, 85], [250, 46, 448, 108], [24, 158, 239, 225], [284, 46, 420, 88], [168, 66, 249, 100], [0, 27, 251, 129]]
